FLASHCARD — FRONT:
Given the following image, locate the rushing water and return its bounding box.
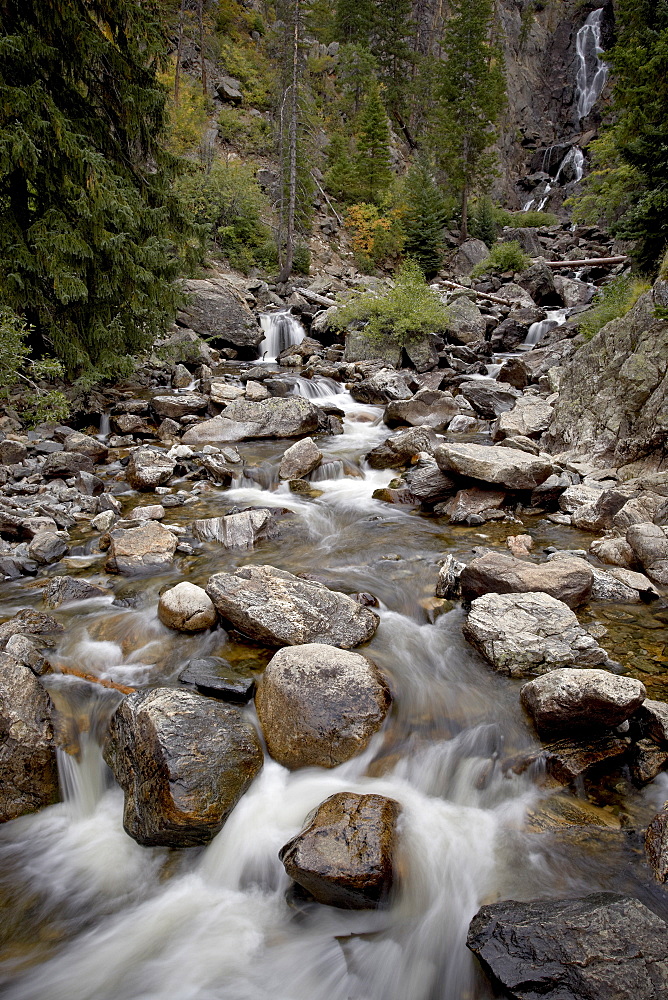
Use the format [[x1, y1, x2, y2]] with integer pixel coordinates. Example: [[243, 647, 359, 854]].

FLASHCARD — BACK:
[[0, 376, 666, 1000], [576, 9, 609, 120], [258, 313, 306, 363]]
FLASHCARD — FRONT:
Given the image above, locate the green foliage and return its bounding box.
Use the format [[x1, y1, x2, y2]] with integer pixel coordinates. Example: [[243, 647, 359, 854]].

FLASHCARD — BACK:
[[330, 260, 449, 345], [0, 0, 197, 374], [21, 391, 70, 428], [0, 308, 69, 426], [325, 133, 358, 202], [336, 44, 379, 117], [354, 83, 392, 204], [216, 37, 274, 110], [469, 196, 498, 246], [494, 208, 559, 228], [335, 0, 374, 45], [470, 241, 531, 278], [215, 0, 264, 39], [369, 0, 416, 117], [159, 67, 210, 155], [400, 161, 450, 277], [344, 204, 405, 267], [217, 107, 273, 155], [175, 161, 276, 273], [578, 276, 651, 341], [292, 245, 311, 275], [567, 130, 641, 229], [0, 309, 30, 395]]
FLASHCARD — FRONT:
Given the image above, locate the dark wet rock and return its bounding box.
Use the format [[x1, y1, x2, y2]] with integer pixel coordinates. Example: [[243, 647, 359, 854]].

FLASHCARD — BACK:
[[350, 369, 413, 405], [435, 554, 466, 599], [516, 261, 562, 306], [206, 565, 379, 649], [75, 470, 105, 496], [43, 575, 109, 608], [278, 437, 322, 479], [459, 379, 521, 419], [151, 394, 209, 421], [365, 427, 434, 470], [182, 397, 319, 444], [520, 669, 646, 734], [463, 592, 609, 677], [626, 522, 668, 585], [631, 740, 668, 785], [105, 521, 178, 575], [403, 461, 458, 505], [177, 277, 261, 348], [0, 658, 59, 821], [460, 553, 593, 608], [383, 388, 460, 431], [0, 511, 24, 539], [372, 485, 420, 505], [255, 643, 390, 769], [437, 487, 506, 524], [467, 892, 668, 1000], [0, 609, 63, 645], [497, 356, 529, 389], [645, 804, 668, 882], [631, 699, 668, 748], [193, 509, 282, 549], [435, 442, 553, 490], [63, 431, 108, 463], [158, 582, 217, 632], [126, 448, 176, 491], [0, 440, 27, 465], [543, 735, 630, 784], [194, 454, 237, 485], [42, 451, 94, 478], [28, 531, 69, 565], [280, 792, 401, 909], [103, 688, 263, 847], [179, 657, 256, 703]]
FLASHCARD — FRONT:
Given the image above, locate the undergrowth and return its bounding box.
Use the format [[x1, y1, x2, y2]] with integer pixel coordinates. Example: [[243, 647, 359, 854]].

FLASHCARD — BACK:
[[579, 276, 651, 341]]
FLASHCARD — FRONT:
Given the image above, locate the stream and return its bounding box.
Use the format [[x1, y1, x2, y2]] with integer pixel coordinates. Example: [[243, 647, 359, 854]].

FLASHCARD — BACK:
[[1, 359, 667, 1000]]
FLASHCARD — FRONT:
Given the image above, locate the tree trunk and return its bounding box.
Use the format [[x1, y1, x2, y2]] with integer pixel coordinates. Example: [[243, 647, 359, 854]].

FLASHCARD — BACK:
[[278, 0, 300, 283], [174, 0, 186, 103], [198, 0, 207, 96], [460, 183, 469, 242]]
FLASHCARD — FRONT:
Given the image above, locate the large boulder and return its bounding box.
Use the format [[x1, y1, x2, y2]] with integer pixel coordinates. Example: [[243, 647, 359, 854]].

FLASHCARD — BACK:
[[255, 643, 391, 768], [516, 261, 562, 306], [459, 379, 521, 419], [105, 521, 178, 575], [435, 442, 554, 490], [445, 296, 487, 345], [438, 487, 506, 523], [343, 329, 401, 368], [42, 451, 94, 477], [467, 892, 668, 1000], [157, 582, 217, 632], [463, 592, 610, 677], [279, 437, 322, 479], [126, 448, 176, 491], [279, 792, 401, 908], [103, 688, 263, 847], [452, 238, 489, 276], [182, 397, 319, 444], [206, 565, 379, 648], [0, 658, 59, 821], [63, 431, 108, 463], [383, 388, 460, 431], [626, 522, 668, 584], [403, 461, 458, 505], [365, 427, 433, 470], [520, 668, 646, 734], [192, 509, 283, 549], [493, 395, 554, 440], [151, 394, 209, 421], [350, 369, 412, 405], [543, 280, 668, 468], [177, 277, 262, 348], [460, 552, 593, 608]]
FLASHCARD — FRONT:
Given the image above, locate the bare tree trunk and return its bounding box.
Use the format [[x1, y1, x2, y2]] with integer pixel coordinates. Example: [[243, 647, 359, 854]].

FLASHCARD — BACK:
[[174, 0, 186, 103], [198, 0, 207, 96], [460, 183, 469, 242], [278, 0, 300, 283]]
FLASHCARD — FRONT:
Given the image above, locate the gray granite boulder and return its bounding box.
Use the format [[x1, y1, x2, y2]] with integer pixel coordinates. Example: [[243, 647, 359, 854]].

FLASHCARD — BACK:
[[435, 442, 553, 489], [182, 397, 319, 444], [520, 668, 646, 733], [460, 552, 593, 608]]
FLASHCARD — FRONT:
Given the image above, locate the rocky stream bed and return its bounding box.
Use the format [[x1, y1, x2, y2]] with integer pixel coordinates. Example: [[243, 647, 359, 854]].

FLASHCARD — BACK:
[[0, 249, 667, 999]]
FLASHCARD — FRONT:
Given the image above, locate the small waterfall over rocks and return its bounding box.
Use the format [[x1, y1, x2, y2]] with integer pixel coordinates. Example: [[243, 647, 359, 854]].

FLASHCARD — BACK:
[[258, 311, 305, 362], [287, 375, 345, 399], [523, 308, 569, 349], [576, 8, 609, 120], [523, 145, 585, 212]]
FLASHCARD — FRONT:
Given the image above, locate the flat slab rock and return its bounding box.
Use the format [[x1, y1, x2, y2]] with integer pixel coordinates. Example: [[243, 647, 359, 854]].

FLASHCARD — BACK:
[[181, 397, 319, 444], [435, 442, 554, 490], [463, 592, 610, 677], [103, 687, 263, 847], [104, 521, 178, 575], [460, 552, 594, 608], [255, 643, 391, 769], [205, 565, 379, 648], [467, 892, 668, 1000], [520, 668, 646, 734], [280, 792, 401, 909]]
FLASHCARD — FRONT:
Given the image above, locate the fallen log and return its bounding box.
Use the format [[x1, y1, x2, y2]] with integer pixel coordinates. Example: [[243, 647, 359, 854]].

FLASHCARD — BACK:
[[299, 287, 338, 309], [543, 256, 628, 269], [55, 664, 135, 694], [437, 280, 513, 306]]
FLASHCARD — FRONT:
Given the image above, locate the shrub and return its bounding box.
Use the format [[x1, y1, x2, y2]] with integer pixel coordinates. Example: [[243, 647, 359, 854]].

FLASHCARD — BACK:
[[579, 276, 651, 341], [469, 196, 498, 247], [217, 108, 272, 156], [330, 260, 449, 346], [494, 208, 560, 228], [0, 308, 70, 426], [158, 69, 210, 156], [344, 204, 405, 267], [470, 241, 531, 278]]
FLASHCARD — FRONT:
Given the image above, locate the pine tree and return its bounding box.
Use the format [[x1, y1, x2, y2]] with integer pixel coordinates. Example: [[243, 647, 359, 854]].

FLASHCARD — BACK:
[[334, 0, 374, 45], [0, 0, 195, 374], [429, 0, 506, 240], [354, 83, 392, 204], [325, 133, 358, 202], [401, 159, 449, 276], [370, 0, 416, 121]]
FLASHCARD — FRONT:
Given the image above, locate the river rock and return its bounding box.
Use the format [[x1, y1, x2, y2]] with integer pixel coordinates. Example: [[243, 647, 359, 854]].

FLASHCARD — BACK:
[[126, 448, 176, 491], [0, 440, 27, 465], [0, 657, 59, 821], [543, 734, 631, 784], [179, 657, 256, 703], [151, 394, 209, 421], [589, 536, 636, 568], [459, 379, 521, 419], [383, 388, 460, 431], [4, 634, 48, 675], [645, 805, 668, 882], [279, 437, 322, 479], [365, 427, 434, 470], [28, 530, 69, 565], [631, 699, 668, 745], [177, 277, 262, 348], [437, 487, 507, 524], [520, 668, 646, 734], [256, 644, 390, 769], [192, 509, 281, 548], [626, 522, 668, 584], [493, 396, 554, 440], [43, 575, 109, 608], [42, 451, 94, 477], [463, 592, 610, 677], [279, 792, 401, 908], [452, 238, 489, 276], [350, 369, 413, 405], [445, 297, 487, 345], [435, 442, 553, 489], [0, 609, 63, 645], [516, 261, 562, 306], [460, 553, 593, 607], [158, 582, 217, 632], [467, 892, 668, 1000], [497, 356, 529, 389], [63, 431, 108, 463], [343, 329, 401, 367], [182, 397, 319, 444], [105, 521, 178, 574], [103, 688, 263, 847], [206, 565, 379, 648], [403, 461, 458, 505]]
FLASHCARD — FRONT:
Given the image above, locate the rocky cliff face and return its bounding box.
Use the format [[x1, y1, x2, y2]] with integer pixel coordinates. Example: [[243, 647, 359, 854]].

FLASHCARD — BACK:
[[543, 280, 668, 472]]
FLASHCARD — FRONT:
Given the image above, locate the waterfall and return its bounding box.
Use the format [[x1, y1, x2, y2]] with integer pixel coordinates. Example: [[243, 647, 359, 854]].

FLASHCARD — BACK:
[[576, 9, 608, 119], [258, 312, 305, 362], [287, 375, 345, 399], [523, 146, 585, 212], [523, 308, 569, 349]]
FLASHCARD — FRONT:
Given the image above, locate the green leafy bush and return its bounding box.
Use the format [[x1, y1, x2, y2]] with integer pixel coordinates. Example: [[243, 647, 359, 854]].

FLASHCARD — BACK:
[[579, 276, 651, 341], [217, 108, 272, 156], [470, 241, 531, 278], [0, 308, 70, 425], [330, 260, 449, 345], [0, 309, 30, 394], [494, 208, 560, 228]]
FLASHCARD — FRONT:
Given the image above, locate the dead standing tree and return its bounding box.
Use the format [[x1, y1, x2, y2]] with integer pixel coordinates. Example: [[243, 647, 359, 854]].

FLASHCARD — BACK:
[[277, 0, 301, 283]]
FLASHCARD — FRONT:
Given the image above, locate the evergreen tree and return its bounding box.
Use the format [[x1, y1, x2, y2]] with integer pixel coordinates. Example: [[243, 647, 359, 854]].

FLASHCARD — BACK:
[[334, 0, 373, 45], [0, 0, 195, 373], [325, 133, 358, 202], [429, 0, 506, 240], [370, 0, 416, 120], [401, 159, 449, 276], [337, 43, 379, 117], [354, 83, 393, 204], [469, 195, 498, 247]]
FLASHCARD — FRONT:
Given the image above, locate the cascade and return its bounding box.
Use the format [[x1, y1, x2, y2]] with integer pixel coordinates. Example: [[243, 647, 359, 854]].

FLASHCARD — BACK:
[[523, 307, 569, 349], [287, 375, 344, 399], [576, 9, 608, 119], [523, 146, 585, 212], [258, 311, 305, 362]]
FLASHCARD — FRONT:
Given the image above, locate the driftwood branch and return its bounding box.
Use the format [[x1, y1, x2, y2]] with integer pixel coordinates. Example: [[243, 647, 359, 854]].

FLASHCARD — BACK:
[[56, 664, 135, 694], [543, 256, 628, 269], [299, 287, 338, 308]]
